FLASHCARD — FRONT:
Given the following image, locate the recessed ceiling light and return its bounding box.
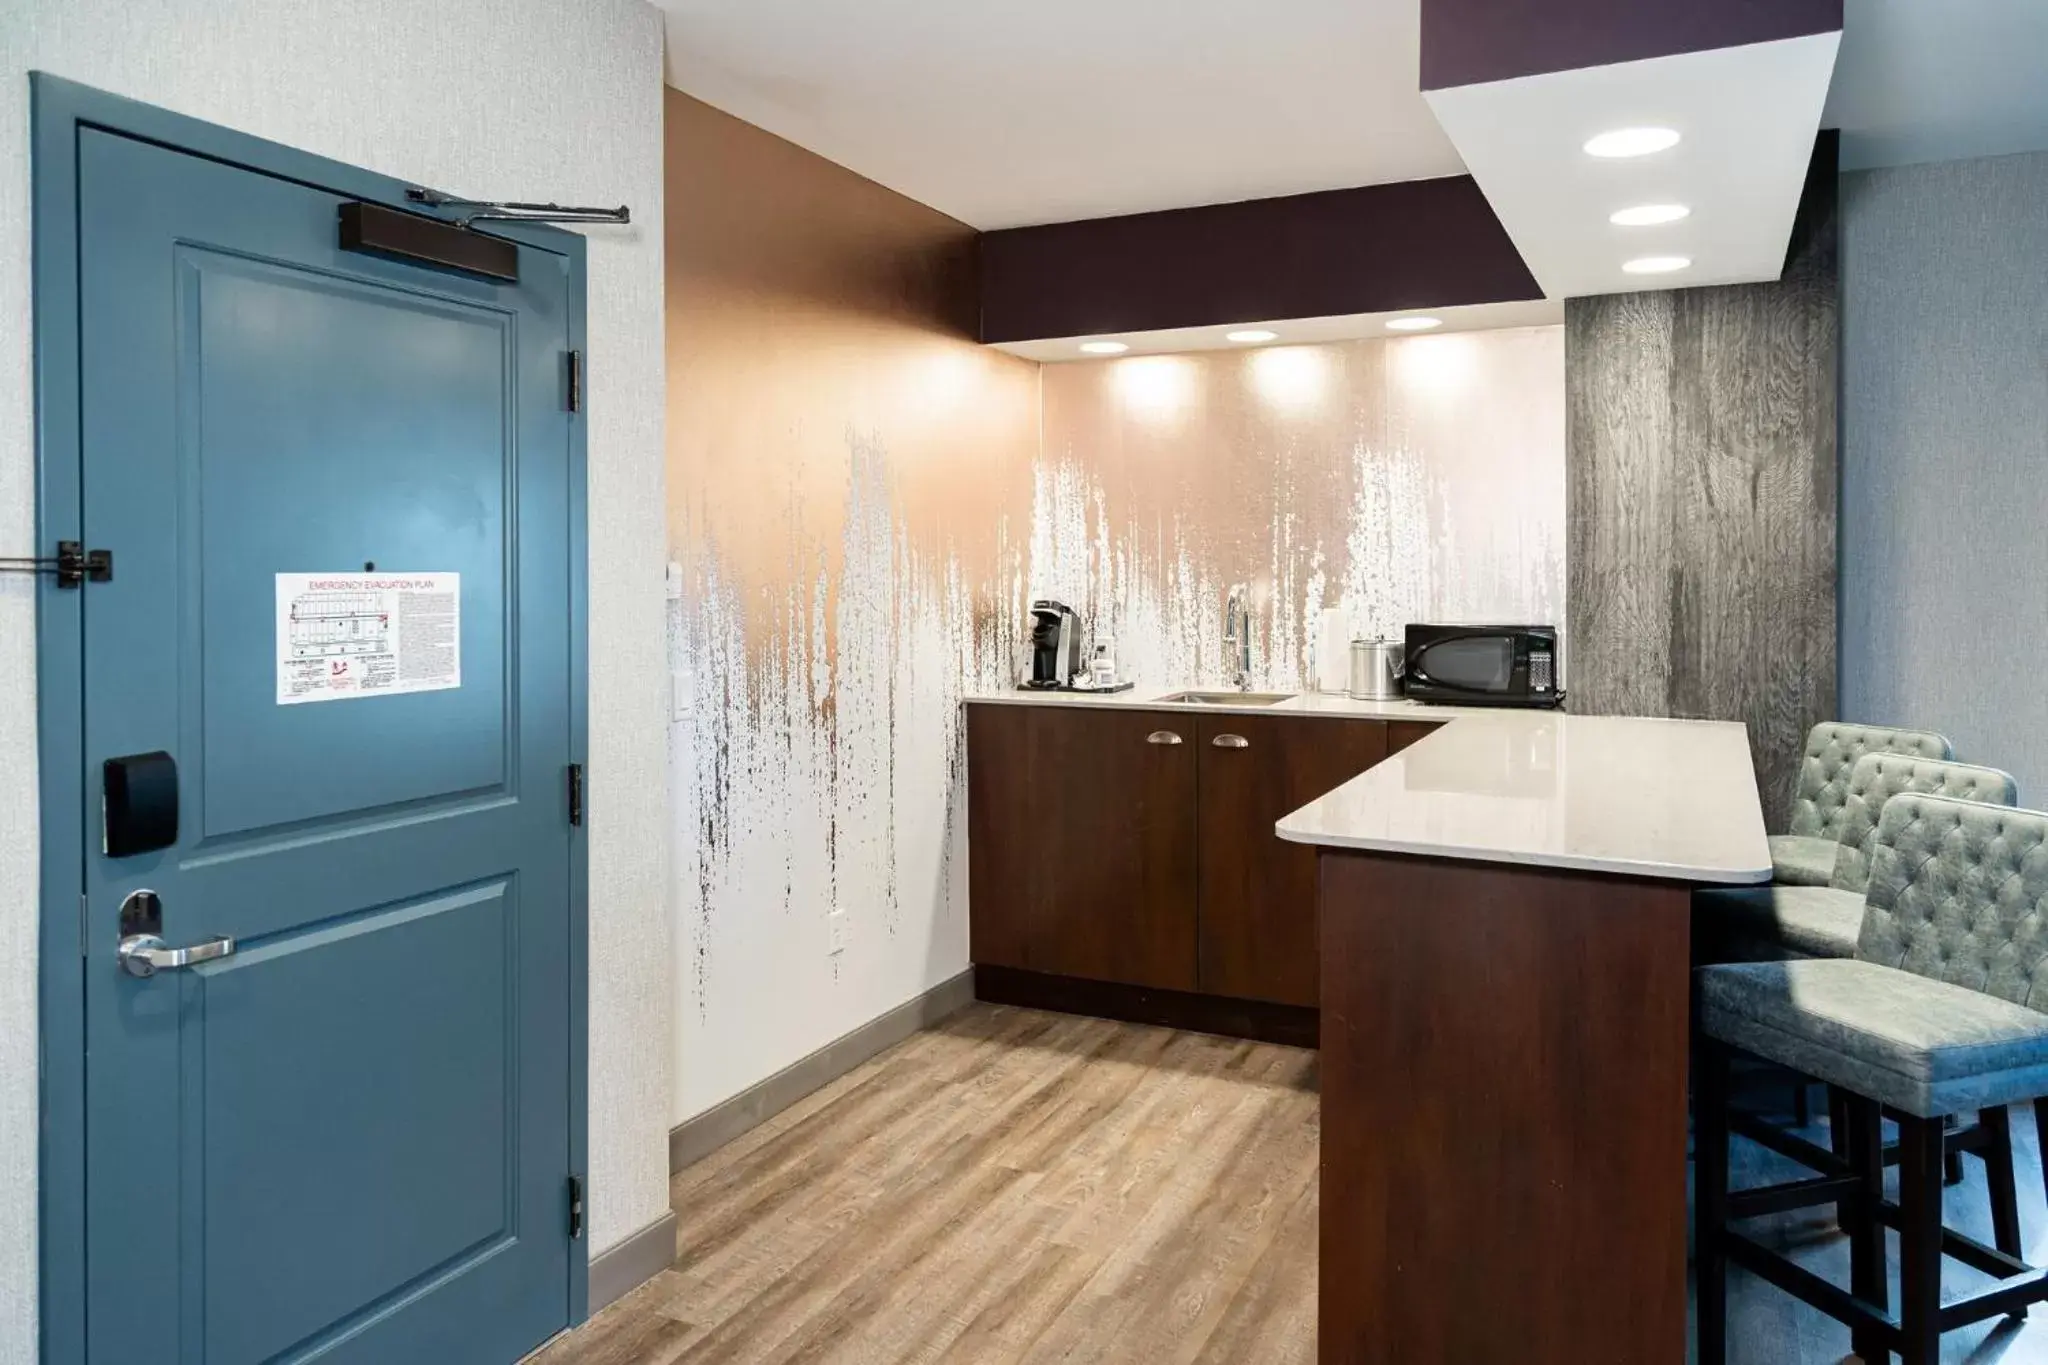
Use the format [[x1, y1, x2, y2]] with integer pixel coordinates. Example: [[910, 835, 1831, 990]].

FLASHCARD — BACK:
[[1622, 255, 1692, 274], [1583, 127, 1681, 159], [1079, 341, 1128, 355], [1225, 329, 1278, 343], [1610, 203, 1691, 227], [1385, 316, 1442, 332]]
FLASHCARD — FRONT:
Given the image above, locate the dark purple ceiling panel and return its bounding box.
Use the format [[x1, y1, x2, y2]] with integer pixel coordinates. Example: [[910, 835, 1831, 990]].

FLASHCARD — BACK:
[[978, 177, 1542, 345], [1420, 0, 1842, 91]]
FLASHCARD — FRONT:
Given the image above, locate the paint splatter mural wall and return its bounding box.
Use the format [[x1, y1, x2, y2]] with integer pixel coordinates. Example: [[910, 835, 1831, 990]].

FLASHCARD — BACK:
[[667, 92, 1566, 1122], [1035, 332, 1565, 692]]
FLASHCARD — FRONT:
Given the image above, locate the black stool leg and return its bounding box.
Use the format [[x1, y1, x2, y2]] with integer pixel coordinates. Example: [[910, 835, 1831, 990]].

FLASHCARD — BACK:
[[1696, 1039, 1731, 1365], [1847, 1093, 1889, 1363], [1898, 1114, 1947, 1365], [1947, 1113, 1966, 1186], [1982, 1103, 2024, 1263], [1794, 1077, 1812, 1127], [1829, 1085, 1853, 1226], [2036, 1098, 2048, 1202]]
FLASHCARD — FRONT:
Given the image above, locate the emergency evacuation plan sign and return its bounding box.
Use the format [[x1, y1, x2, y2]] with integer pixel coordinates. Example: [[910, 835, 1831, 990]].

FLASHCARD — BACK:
[[275, 572, 461, 704]]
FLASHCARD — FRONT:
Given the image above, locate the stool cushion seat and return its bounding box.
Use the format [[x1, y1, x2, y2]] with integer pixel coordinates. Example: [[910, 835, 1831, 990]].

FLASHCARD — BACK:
[[1700, 958, 2048, 1117], [1769, 834, 1840, 887], [1697, 885, 1862, 959]]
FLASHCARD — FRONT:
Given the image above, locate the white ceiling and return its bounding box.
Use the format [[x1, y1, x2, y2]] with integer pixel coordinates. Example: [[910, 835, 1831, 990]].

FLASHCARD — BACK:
[[1425, 34, 1841, 299], [1825, 0, 2048, 170], [656, 0, 1465, 230], [658, 0, 2048, 303]]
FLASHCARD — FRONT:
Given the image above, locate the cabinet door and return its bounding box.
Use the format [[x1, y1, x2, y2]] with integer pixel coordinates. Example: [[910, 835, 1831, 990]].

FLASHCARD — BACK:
[[1197, 715, 1389, 1006], [968, 706, 1199, 990], [1388, 719, 1447, 755]]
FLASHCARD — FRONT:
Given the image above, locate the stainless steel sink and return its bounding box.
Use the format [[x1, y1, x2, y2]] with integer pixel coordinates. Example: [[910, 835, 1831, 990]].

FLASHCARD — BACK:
[[1155, 690, 1296, 706]]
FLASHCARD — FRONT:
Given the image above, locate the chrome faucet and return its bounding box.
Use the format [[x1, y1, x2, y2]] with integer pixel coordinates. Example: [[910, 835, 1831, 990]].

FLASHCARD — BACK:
[[1224, 584, 1254, 691]]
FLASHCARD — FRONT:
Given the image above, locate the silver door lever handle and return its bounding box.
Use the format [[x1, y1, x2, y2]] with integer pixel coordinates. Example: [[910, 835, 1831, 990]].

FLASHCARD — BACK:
[[119, 933, 235, 979]]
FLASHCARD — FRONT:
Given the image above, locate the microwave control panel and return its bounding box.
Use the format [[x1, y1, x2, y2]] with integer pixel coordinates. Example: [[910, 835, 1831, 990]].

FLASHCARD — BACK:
[[1529, 649, 1555, 693]]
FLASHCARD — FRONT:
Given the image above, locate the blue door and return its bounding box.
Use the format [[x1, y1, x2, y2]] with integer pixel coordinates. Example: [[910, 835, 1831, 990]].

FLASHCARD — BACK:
[[74, 126, 579, 1363]]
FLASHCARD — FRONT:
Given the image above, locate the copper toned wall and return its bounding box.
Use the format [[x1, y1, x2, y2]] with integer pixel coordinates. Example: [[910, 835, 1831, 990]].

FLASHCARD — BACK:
[[667, 90, 1568, 1124], [666, 91, 1039, 1120]]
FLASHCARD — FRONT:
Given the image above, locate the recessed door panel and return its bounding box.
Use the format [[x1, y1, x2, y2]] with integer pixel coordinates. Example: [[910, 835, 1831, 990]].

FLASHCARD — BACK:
[[183, 252, 514, 839], [199, 881, 515, 1365]]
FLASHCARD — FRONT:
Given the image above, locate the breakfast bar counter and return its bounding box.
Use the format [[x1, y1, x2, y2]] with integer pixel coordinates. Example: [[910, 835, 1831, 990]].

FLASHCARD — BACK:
[[1277, 712, 1770, 1365], [1277, 710, 1774, 879]]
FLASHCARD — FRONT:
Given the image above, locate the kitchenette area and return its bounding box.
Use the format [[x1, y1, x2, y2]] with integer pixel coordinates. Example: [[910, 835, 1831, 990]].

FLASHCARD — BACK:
[[625, 5, 2048, 1362], [966, 618, 1771, 1362]]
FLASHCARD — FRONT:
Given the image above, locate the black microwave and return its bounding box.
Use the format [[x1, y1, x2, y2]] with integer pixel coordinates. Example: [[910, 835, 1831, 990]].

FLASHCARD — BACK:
[[1402, 625, 1563, 708]]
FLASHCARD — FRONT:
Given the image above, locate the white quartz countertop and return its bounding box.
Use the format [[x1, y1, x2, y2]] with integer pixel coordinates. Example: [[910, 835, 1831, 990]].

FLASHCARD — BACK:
[[1274, 710, 1771, 883], [963, 686, 1505, 723]]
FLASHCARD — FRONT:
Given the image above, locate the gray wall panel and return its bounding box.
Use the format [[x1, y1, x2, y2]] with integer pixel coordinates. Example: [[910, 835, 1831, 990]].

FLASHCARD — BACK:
[[1840, 151, 2048, 801], [1567, 162, 1838, 831]]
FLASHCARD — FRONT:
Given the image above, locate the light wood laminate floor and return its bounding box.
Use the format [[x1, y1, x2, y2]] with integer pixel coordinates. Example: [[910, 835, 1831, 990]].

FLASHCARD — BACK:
[[532, 1004, 2048, 1365]]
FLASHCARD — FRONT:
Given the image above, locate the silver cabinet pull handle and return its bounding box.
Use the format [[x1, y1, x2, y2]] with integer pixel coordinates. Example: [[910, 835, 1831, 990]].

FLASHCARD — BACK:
[[1211, 734, 1250, 748], [119, 933, 235, 979], [1146, 730, 1183, 746]]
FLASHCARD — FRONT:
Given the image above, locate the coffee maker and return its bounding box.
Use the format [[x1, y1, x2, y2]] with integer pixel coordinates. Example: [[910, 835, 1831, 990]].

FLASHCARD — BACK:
[[1026, 601, 1085, 689]]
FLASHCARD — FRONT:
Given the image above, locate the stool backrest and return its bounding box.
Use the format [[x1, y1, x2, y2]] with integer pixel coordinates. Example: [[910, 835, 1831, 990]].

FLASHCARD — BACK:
[[1830, 754, 2018, 893], [1856, 793, 2048, 1009], [1789, 723, 1954, 840]]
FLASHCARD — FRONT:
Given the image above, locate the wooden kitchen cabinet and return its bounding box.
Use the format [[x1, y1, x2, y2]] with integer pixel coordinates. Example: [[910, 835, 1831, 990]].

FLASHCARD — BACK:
[[1195, 714, 1389, 1007], [967, 705, 1199, 991]]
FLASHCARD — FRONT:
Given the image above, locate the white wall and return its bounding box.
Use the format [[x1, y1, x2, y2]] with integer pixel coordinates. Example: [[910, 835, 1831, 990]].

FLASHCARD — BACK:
[[0, 3, 673, 1358]]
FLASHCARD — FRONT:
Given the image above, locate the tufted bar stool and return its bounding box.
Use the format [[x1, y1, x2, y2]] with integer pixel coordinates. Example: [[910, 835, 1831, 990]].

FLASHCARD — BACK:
[[1697, 793, 2048, 1365], [1771, 723, 1954, 888], [1700, 754, 2018, 1154], [1702, 752, 2016, 961]]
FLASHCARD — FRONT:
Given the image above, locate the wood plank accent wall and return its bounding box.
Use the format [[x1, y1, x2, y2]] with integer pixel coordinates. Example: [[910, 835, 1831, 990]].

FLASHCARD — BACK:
[[1564, 136, 1838, 831]]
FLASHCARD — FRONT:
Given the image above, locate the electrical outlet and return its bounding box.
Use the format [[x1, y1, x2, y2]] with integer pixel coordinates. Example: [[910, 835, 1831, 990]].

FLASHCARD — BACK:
[[670, 668, 693, 722], [827, 911, 847, 956]]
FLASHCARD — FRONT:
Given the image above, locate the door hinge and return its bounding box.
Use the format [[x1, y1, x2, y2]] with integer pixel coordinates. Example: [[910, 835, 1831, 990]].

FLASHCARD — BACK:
[[0, 541, 111, 588], [565, 350, 583, 413], [568, 1174, 585, 1240], [567, 763, 584, 827]]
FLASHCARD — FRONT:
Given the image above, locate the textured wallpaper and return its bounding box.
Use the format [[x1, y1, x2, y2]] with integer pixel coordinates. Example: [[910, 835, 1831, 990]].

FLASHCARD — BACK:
[[666, 91, 1567, 1123], [0, 0, 670, 1333], [1841, 151, 2048, 801]]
